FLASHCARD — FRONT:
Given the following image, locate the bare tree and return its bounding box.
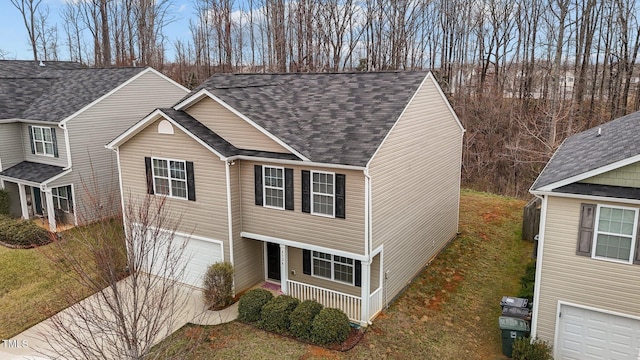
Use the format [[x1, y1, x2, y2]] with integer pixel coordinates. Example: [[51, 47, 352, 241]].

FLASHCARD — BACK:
[[10, 0, 44, 61]]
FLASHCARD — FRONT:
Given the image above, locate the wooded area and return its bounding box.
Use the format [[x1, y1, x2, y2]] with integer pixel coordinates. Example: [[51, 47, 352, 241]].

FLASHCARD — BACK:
[[8, 0, 640, 197]]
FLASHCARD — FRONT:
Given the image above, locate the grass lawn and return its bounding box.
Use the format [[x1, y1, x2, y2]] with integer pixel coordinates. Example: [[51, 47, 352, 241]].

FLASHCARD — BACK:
[[163, 189, 533, 359], [0, 220, 124, 339]]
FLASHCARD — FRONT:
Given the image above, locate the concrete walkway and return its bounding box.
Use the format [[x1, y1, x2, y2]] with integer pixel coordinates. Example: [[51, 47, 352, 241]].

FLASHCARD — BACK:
[[0, 278, 238, 359]]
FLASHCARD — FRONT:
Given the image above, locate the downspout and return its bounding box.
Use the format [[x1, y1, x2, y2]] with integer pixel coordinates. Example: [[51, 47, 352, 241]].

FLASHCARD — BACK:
[[225, 159, 236, 293], [364, 167, 373, 325], [59, 123, 72, 170], [530, 193, 547, 340]]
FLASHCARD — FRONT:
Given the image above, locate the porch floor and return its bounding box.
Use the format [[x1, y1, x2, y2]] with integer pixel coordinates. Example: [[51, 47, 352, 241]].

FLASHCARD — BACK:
[[32, 217, 75, 233]]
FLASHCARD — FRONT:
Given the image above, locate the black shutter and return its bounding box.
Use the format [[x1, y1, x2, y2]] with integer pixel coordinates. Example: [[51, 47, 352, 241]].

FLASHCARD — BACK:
[[354, 260, 361, 287], [303, 249, 311, 275], [335, 174, 346, 219], [634, 223, 640, 265], [51, 128, 59, 158], [301, 170, 310, 213], [254, 165, 263, 205], [28, 125, 35, 154], [576, 203, 596, 256], [186, 161, 196, 201], [144, 157, 154, 194], [285, 168, 294, 210]]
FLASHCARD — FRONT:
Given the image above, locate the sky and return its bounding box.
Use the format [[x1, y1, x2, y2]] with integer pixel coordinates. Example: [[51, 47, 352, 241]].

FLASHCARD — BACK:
[[0, 0, 195, 61]]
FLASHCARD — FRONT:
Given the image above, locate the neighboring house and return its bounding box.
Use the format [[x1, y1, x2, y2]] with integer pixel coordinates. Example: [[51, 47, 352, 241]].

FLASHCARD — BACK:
[[0, 60, 188, 231], [107, 71, 464, 325], [530, 112, 640, 359]]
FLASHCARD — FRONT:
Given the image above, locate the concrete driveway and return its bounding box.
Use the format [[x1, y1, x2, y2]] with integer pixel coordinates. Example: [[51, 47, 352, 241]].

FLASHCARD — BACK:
[[0, 277, 238, 359]]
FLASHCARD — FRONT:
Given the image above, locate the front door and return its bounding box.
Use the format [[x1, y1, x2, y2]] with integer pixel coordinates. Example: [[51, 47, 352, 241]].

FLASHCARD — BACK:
[[266, 242, 281, 281]]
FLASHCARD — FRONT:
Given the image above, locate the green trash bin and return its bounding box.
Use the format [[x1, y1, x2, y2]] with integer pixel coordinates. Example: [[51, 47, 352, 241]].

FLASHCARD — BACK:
[[499, 316, 530, 358]]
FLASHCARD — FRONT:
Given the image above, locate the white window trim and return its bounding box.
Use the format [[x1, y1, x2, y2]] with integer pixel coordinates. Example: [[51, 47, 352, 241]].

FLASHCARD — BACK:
[[151, 157, 189, 200], [32, 126, 55, 157], [311, 170, 335, 218], [311, 250, 355, 286], [263, 165, 285, 210], [591, 204, 638, 265], [51, 184, 72, 213]]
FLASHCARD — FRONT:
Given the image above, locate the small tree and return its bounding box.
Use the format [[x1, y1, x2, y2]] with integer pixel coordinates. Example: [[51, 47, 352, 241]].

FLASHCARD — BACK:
[[202, 261, 234, 309], [0, 188, 10, 215]]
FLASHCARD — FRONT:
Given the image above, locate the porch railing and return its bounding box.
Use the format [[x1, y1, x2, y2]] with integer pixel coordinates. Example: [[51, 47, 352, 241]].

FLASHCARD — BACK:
[[287, 280, 361, 322], [368, 287, 383, 320]]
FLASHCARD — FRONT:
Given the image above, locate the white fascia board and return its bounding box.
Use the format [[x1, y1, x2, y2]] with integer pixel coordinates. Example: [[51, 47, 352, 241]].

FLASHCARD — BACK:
[[0, 176, 42, 188], [41, 168, 73, 188], [228, 155, 365, 171], [157, 110, 227, 160], [241, 231, 367, 261], [0, 118, 61, 126], [60, 67, 151, 126], [536, 155, 640, 191], [145, 67, 190, 93], [426, 72, 465, 133], [174, 89, 310, 161], [106, 109, 165, 149], [530, 189, 640, 206]]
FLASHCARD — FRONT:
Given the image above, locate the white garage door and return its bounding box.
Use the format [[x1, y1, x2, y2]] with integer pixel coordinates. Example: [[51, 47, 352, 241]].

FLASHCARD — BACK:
[[557, 305, 640, 360], [178, 235, 223, 288]]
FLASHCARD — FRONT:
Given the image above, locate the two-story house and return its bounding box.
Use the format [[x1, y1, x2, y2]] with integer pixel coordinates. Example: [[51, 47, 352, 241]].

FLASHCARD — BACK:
[[0, 60, 188, 231], [530, 111, 640, 359], [107, 71, 464, 325]]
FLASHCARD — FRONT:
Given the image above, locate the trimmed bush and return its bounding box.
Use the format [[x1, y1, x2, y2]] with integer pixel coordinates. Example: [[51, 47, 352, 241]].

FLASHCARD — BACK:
[[512, 337, 553, 360], [0, 189, 9, 215], [311, 307, 351, 345], [238, 288, 273, 323], [202, 262, 234, 309], [258, 295, 300, 333], [290, 300, 324, 341], [518, 261, 536, 302], [0, 215, 52, 247]]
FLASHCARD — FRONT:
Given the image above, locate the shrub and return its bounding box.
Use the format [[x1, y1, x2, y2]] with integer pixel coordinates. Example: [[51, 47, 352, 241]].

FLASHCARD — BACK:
[[290, 300, 324, 341], [0, 215, 52, 247], [518, 261, 536, 302], [0, 189, 9, 215], [202, 262, 234, 309], [311, 308, 351, 345], [512, 337, 553, 360], [238, 288, 273, 323], [258, 295, 300, 333]]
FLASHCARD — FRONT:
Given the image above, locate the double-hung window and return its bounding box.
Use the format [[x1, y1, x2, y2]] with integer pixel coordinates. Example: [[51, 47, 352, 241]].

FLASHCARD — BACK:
[[312, 251, 354, 285], [52, 185, 72, 212], [32, 126, 55, 156], [152, 158, 188, 199], [592, 205, 638, 263], [312, 171, 334, 217], [263, 166, 284, 209]]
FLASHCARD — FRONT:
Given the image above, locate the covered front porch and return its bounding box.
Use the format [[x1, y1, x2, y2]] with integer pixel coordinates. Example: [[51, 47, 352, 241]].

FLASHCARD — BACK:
[[0, 161, 75, 232], [244, 234, 383, 326]]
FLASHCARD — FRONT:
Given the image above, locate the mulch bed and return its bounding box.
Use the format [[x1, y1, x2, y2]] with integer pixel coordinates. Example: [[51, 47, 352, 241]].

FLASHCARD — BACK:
[[328, 327, 366, 351]]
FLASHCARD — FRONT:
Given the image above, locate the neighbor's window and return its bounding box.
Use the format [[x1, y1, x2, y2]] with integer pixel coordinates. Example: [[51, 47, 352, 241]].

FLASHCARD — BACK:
[[263, 166, 284, 209], [32, 126, 55, 156], [152, 158, 187, 199], [52, 185, 71, 212], [312, 171, 334, 216], [312, 251, 354, 284], [593, 205, 638, 263]]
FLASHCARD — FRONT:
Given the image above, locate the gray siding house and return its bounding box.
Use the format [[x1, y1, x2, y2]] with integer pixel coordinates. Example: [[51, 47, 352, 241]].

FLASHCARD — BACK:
[[530, 111, 640, 359], [107, 71, 464, 325], [0, 60, 188, 231]]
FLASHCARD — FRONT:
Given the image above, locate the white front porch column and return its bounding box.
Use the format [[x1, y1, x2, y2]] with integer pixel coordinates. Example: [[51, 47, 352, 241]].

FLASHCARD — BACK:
[[44, 189, 56, 231], [280, 244, 288, 294], [360, 259, 371, 325], [17, 184, 29, 220]]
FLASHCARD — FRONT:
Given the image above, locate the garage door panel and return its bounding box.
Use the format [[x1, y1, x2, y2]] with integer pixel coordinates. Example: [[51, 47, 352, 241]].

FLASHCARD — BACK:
[[558, 305, 640, 360]]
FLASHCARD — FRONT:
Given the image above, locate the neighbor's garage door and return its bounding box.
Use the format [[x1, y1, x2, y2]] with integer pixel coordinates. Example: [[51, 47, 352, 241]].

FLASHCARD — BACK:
[[178, 235, 223, 288], [557, 305, 640, 360]]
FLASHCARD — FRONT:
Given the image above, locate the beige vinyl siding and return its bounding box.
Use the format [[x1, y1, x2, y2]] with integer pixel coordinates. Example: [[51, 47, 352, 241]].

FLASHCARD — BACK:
[[581, 161, 640, 188], [0, 123, 24, 170], [231, 163, 264, 293], [370, 253, 381, 292], [22, 123, 68, 167], [369, 74, 463, 304], [119, 118, 231, 259], [288, 247, 360, 297], [240, 160, 366, 255], [185, 97, 290, 154], [63, 71, 188, 223], [536, 195, 640, 344]]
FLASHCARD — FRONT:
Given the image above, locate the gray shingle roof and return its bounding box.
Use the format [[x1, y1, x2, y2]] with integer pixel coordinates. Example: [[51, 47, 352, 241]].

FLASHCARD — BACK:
[[531, 110, 640, 190], [0, 61, 145, 122], [0, 161, 65, 183], [186, 71, 428, 166], [160, 108, 299, 160]]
